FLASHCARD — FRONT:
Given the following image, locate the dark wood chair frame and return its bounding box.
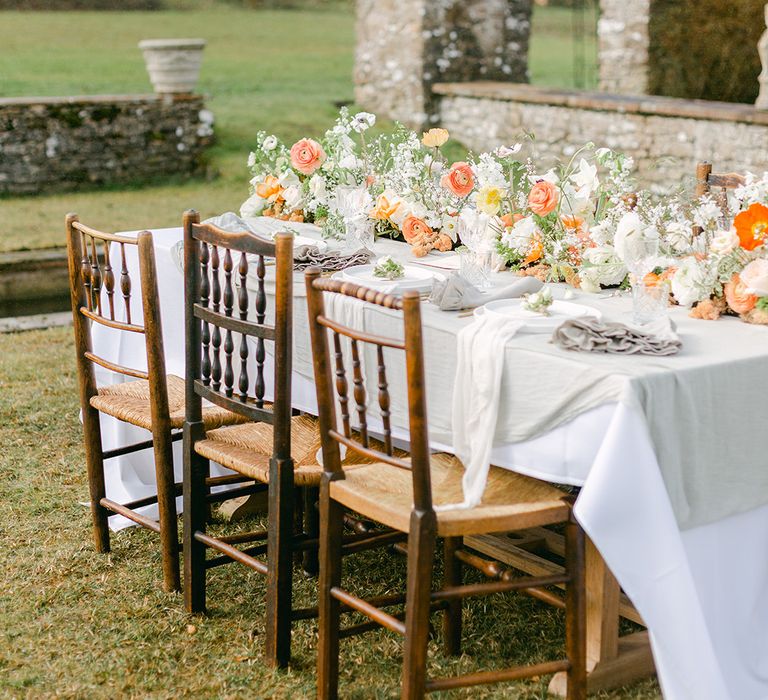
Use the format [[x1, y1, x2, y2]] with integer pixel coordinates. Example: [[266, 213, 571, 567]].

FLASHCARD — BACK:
[[66, 214, 258, 593], [695, 161, 747, 202], [305, 269, 587, 700]]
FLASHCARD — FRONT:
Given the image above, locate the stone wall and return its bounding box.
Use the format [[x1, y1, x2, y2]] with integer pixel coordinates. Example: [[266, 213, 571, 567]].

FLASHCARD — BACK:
[[0, 94, 214, 196], [355, 0, 532, 129], [598, 0, 650, 95], [434, 82, 768, 189]]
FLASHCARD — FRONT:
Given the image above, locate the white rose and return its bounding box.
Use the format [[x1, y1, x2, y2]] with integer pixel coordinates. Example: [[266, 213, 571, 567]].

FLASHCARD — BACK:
[[582, 245, 627, 286], [278, 170, 300, 189], [500, 215, 538, 255], [262, 135, 278, 151], [240, 193, 266, 219], [309, 174, 328, 206], [740, 258, 768, 296], [710, 228, 740, 256], [282, 185, 303, 211], [613, 211, 644, 263], [671, 256, 713, 307]]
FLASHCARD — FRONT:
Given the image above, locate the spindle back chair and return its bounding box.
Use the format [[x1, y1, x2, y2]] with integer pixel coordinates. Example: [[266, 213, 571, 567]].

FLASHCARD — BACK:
[[66, 213, 180, 591], [183, 209, 298, 665], [305, 269, 586, 699]]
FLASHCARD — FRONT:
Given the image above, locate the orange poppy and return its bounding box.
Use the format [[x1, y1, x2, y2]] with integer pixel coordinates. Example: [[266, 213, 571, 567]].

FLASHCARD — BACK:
[[734, 202, 768, 251]]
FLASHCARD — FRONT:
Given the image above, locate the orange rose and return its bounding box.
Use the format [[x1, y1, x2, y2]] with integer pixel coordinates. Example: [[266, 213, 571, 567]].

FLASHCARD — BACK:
[[734, 202, 768, 251], [441, 162, 475, 198], [370, 192, 401, 221], [255, 175, 283, 202], [724, 273, 758, 314], [528, 180, 559, 217], [401, 216, 433, 244], [289, 138, 326, 175], [500, 212, 524, 228]]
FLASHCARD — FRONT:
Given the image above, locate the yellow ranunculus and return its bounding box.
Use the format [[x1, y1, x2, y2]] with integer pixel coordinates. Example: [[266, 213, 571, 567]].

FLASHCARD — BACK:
[[421, 128, 449, 148], [475, 185, 502, 215]]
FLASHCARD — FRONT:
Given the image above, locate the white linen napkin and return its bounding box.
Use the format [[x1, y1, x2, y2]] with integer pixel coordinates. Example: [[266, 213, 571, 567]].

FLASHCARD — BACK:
[[437, 313, 524, 510]]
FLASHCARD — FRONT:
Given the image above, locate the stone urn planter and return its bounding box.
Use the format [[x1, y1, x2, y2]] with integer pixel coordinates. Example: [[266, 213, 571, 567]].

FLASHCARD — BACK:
[[138, 38, 206, 94]]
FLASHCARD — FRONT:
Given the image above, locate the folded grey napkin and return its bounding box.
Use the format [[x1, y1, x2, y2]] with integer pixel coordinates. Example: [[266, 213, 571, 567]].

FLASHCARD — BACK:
[[203, 212, 256, 233], [429, 274, 544, 311], [552, 316, 681, 356], [292, 246, 372, 272]]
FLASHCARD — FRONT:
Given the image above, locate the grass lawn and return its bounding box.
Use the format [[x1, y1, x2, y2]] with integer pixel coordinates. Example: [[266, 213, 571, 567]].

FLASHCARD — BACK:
[[0, 3, 596, 253], [0, 326, 660, 698]]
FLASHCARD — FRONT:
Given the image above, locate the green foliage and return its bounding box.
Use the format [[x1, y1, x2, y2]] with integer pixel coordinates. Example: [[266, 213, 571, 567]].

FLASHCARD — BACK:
[[649, 0, 766, 104]]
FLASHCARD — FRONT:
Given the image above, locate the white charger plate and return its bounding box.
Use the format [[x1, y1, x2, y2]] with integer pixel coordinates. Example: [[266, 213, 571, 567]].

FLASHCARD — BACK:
[[474, 298, 601, 333], [333, 264, 443, 294]]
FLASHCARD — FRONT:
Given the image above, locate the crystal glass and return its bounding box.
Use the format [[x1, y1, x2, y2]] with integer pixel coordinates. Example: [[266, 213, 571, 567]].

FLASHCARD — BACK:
[[631, 277, 669, 325], [458, 247, 493, 289], [345, 219, 375, 251]]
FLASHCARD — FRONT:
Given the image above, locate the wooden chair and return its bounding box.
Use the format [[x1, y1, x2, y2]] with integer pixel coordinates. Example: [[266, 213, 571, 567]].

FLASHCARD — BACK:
[[305, 269, 587, 700], [695, 161, 746, 206], [65, 214, 250, 593]]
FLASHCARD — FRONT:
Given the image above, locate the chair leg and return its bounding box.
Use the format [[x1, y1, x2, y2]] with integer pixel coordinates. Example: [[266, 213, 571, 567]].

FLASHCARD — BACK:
[[303, 486, 320, 577], [401, 510, 437, 700], [183, 422, 207, 613], [82, 405, 110, 554], [565, 517, 587, 700], [152, 424, 181, 593], [265, 457, 295, 668], [317, 479, 344, 700], [442, 536, 463, 656]]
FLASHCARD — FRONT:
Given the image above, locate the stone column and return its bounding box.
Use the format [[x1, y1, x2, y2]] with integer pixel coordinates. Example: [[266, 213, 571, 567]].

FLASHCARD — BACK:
[[757, 4, 768, 108], [354, 0, 532, 129], [598, 0, 650, 95]]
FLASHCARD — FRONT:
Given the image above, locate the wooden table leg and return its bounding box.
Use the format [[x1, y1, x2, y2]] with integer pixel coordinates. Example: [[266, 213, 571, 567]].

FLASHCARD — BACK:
[[464, 532, 656, 696], [549, 537, 655, 696]]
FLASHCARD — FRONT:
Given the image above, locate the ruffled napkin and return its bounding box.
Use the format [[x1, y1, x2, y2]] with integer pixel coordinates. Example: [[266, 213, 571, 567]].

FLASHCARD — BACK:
[[552, 316, 682, 356], [292, 245, 372, 272], [429, 274, 543, 311]]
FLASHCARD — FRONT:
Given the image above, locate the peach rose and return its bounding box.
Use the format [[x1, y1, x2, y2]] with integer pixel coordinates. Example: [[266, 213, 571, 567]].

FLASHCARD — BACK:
[[441, 162, 475, 198], [528, 180, 559, 217], [724, 273, 758, 314], [740, 258, 768, 296], [401, 216, 433, 244], [370, 192, 402, 221], [255, 175, 283, 202], [500, 212, 524, 228], [289, 138, 326, 175]]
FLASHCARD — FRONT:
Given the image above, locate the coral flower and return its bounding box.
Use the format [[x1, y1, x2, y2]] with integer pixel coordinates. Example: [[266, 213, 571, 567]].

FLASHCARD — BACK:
[[255, 175, 283, 202], [523, 236, 544, 266], [441, 162, 475, 198], [734, 202, 768, 251], [289, 138, 326, 175], [501, 212, 524, 228], [724, 273, 758, 314], [528, 180, 559, 217], [401, 216, 433, 244]]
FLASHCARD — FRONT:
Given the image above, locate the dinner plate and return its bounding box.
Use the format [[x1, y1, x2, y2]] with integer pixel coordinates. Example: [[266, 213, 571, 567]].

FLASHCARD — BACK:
[[474, 298, 601, 333], [334, 264, 443, 294]]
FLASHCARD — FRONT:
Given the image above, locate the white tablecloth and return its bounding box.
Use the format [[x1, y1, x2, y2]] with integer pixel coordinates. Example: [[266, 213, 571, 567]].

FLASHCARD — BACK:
[[91, 223, 768, 700]]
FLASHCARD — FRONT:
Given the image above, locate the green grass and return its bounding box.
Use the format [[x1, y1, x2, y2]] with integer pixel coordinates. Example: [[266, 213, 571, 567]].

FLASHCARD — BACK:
[[0, 326, 660, 698], [0, 4, 597, 253]]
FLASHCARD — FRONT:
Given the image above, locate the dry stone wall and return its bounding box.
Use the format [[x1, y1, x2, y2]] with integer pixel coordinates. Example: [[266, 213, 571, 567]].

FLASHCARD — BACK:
[[355, 0, 532, 129], [0, 94, 214, 196], [435, 83, 768, 189]]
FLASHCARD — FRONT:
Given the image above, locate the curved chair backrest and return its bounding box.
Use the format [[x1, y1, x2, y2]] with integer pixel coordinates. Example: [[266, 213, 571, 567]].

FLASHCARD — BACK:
[[183, 210, 294, 461], [304, 269, 434, 513]]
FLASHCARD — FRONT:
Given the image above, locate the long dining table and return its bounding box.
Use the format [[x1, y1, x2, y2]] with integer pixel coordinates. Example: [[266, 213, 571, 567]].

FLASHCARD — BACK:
[[91, 216, 768, 700]]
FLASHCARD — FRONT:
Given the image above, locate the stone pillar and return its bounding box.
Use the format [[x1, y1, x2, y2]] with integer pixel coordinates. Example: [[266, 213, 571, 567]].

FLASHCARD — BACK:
[[354, 0, 532, 129], [597, 0, 650, 95], [757, 4, 768, 109]]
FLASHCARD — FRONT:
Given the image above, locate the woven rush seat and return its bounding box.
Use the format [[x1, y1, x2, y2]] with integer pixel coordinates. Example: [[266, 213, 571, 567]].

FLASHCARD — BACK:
[[194, 414, 390, 486], [90, 374, 246, 432], [330, 453, 570, 537]]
